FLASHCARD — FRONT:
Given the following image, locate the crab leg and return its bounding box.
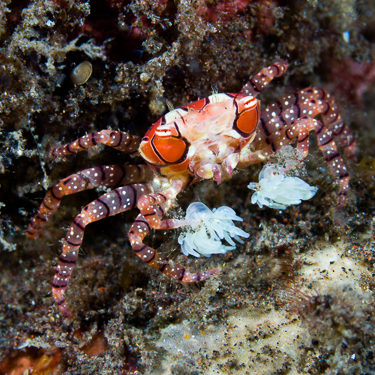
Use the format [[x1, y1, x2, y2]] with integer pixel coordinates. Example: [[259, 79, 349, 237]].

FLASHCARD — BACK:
[[287, 117, 350, 205], [242, 116, 350, 205], [52, 183, 152, 317], [254, 88, 356, 159], [136, 178, 189, 230], [50, 130, 141, 159], [240, 60, 288, 97], [313, 89, 356, 158], [128, 205, 220, 283], [27, 164, 153, 238]]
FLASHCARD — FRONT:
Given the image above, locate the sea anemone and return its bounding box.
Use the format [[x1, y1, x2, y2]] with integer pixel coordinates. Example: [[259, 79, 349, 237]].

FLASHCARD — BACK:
[[248, 164, 318, 210], [178, 202, 249, 257]]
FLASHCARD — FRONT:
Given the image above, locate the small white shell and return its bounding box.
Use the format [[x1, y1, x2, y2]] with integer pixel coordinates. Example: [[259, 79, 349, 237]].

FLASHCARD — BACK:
[[70, 61, 92, 85], [140, 72, 150, 82]]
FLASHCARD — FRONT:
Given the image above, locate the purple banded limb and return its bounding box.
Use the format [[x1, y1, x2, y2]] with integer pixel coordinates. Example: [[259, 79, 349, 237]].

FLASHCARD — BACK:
[[50, 130, 141, 159], [255, 87, 356, 159], [238, 86, 355, 205], [242, 116, 350, 206], [240, 60, 288, 98], [136, 178, 189, 230], [26, 164, 153, 239], [128, 204, 220, 284], [52, 183, 152, 317]]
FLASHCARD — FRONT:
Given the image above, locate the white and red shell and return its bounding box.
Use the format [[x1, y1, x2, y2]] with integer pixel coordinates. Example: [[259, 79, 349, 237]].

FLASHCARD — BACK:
[[139, 93, 260, 181]]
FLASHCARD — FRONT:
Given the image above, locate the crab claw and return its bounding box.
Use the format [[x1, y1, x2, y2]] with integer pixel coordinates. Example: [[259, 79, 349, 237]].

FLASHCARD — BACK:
[[226, 164, 233, 179], [223, 154, 240, 179], [212, 164, 222, 184], [196, 163, 222, 184]]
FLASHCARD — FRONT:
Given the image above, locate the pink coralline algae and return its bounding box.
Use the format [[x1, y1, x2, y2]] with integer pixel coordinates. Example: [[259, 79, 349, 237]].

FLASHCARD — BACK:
[[198, 0, 253, 23], [329, 58, 375, 105], [197, 0, 277, 33]]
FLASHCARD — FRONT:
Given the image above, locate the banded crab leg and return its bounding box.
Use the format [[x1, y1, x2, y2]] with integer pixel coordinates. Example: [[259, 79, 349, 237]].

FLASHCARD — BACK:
[[52, 183, 152, 318], [239, 87, 355, 205], [129, 204, 220, 283], [26, 164, 153, 238], [240, 60, 289, 97], [255, 88, 356, 159], [286, 117, 351, 205], [50, 130, 141, 159], [136, 178, 190, 230], [303, 88, 356, 158], [128, 177, 221, 281], [241, 115, 351, 205]]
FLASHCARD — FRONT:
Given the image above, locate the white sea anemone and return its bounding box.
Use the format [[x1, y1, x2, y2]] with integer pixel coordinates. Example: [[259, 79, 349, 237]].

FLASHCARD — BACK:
[[248, 164, 318, 210], [178, 202, 250, 257]]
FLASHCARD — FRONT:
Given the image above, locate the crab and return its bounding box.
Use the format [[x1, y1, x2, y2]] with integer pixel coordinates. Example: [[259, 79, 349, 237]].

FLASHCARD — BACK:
[[27, 60, 356, 317]]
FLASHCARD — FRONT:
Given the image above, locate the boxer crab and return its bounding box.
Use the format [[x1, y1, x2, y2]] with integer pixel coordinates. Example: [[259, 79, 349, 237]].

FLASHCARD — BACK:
[[27, 60, 356, 317]]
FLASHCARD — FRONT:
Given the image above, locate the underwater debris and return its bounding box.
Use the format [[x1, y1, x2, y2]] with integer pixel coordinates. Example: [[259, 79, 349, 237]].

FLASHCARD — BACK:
[[178, 202, 249, 257], [248, 164, 318, 210]]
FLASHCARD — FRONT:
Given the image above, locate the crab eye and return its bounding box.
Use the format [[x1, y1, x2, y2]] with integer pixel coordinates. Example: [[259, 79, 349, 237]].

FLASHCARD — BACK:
[[152, 136, 189, 164]]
